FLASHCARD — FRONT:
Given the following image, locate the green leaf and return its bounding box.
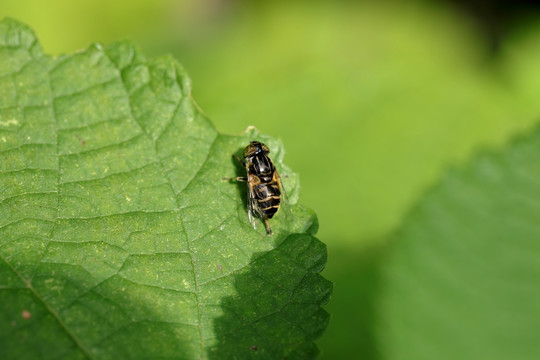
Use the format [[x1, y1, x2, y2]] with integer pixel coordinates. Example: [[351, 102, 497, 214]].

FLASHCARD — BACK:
[[0, 18, 331, 359], [377, 127, 540, 359]]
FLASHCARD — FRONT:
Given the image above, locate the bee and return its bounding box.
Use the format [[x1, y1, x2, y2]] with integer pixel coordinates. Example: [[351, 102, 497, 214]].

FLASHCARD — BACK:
[[224, 141, 282, 235]]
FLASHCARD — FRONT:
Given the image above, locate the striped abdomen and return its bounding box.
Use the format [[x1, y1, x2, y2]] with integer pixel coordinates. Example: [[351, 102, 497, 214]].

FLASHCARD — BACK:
[[248, 153, 281, 218], [253, 180, 281, 218]]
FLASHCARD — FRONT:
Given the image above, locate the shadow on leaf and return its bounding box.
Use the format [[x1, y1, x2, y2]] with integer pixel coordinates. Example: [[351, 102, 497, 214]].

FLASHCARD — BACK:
[[209, 233, 332, 359]]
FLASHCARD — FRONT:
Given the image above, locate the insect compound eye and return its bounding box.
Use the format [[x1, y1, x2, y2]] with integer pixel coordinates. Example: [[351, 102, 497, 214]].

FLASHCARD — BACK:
[[243, 143, 256, 158], [243, 141, 270, 158]]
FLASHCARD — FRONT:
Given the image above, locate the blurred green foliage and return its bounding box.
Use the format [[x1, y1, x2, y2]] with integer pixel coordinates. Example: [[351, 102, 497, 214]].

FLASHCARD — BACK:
[[2, 0, 540, 358], [377, 126, 540, 360]]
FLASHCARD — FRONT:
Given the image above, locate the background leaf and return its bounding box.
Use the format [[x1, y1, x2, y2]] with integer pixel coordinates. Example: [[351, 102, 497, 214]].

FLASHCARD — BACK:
[[376, 127, 540, 359], [0, 19, 331, 359]]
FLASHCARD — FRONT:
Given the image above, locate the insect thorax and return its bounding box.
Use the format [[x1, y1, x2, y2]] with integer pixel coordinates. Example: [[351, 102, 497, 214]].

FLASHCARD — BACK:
[[248, 153, 275, 181]]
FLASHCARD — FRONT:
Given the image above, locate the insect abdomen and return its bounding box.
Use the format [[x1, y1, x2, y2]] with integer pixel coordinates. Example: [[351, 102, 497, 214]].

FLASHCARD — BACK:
[[253, 182, 281, 218]]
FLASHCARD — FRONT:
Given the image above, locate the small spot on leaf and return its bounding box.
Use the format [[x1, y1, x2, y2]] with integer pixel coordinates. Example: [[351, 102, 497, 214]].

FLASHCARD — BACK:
[[21, 310, 31, 320]]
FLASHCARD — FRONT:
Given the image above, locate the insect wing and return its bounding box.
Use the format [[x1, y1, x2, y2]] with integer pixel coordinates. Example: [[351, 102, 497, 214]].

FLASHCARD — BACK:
[[246, 175, 258, 229], [273, 170, 294, 225]]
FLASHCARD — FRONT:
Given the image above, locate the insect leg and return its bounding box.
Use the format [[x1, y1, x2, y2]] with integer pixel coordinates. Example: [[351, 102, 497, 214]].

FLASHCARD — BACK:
[[222, 154, 247, 181], [222, 176, 247, 181], [264, 218, 273, 236], [233, 154, 246, 166]]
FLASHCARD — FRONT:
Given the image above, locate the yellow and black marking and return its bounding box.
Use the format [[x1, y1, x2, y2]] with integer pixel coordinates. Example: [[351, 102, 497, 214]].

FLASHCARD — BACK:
[[224, 141, 282, 236]]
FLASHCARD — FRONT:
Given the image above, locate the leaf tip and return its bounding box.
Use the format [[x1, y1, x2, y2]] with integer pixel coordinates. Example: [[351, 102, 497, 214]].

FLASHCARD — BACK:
[[0, 17, 39, 51]]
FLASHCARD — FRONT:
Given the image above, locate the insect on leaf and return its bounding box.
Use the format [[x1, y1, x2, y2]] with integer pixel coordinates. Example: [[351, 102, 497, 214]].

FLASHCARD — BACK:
[[0, 18, 331, 360]]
